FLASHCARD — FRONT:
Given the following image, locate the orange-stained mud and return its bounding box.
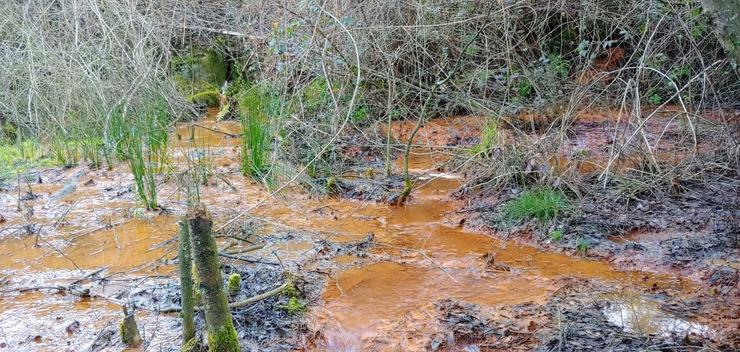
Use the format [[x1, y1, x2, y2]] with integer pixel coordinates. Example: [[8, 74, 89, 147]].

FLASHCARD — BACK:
[[0, 108, 724, 351]]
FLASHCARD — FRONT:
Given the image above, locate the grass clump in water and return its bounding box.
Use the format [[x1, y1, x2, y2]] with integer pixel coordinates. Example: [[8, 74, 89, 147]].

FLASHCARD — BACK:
[[115, 98, 171, 210], [50, 138, 80, 168], [237, 84, 276, 180], [503, 187, 568, 223]]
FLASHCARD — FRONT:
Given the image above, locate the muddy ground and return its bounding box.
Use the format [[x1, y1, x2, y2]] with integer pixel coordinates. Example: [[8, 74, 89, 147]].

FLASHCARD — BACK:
[[0, 106, 738, 351]]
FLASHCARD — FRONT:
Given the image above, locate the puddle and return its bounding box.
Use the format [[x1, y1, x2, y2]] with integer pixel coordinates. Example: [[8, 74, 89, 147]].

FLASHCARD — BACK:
[[602, 294, 712, 338]]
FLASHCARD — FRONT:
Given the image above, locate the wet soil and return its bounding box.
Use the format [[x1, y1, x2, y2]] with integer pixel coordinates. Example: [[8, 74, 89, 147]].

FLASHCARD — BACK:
[[0, 107, 737, 351]]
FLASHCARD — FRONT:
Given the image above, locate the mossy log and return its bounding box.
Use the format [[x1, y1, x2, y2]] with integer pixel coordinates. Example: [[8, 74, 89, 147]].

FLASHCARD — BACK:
[[178, 220, 196, 346], [187, 205, 240, 352]]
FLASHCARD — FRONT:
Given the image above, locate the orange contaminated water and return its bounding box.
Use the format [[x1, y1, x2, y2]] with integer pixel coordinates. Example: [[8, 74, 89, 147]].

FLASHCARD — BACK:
[[0, 113, 694, 350]]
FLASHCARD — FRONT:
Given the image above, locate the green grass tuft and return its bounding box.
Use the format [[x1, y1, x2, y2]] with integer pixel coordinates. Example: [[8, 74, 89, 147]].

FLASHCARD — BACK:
[[550, 230, 562, 241], [237, 84, 276, 179], [503, 187, 568, 222], [0, 140, 54, 179]]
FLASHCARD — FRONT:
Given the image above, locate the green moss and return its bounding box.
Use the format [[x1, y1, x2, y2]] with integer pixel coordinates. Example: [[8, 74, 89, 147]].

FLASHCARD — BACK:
[[550, 230, 562, 242], [281, 297, 305, 315], [189, 90, 220, 107], [227, 273, 241, 296], [206, 324, 240, 352], [282, 282, 300, 298], [502, 187, 568, 223], [119, 314, 142, 346]]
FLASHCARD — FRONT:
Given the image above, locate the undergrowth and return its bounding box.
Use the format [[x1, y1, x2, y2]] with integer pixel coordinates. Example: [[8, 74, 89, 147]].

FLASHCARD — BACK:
[[503, 187, 569, 223], [0, 140, 53, 180]]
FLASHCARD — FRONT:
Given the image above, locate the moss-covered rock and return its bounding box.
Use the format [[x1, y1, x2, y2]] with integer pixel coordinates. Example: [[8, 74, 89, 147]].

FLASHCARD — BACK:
[[188, 90, 220, 107], [227, 273, 241, 296], [119, 311, 143, 347]]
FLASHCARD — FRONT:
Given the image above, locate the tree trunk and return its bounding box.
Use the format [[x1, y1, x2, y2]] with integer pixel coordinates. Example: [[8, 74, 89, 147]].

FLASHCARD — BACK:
[[178, 220, 196, 346], [119, 306, 143, 347], [187, 205, 240, 352], [701, 0, 740, 65]]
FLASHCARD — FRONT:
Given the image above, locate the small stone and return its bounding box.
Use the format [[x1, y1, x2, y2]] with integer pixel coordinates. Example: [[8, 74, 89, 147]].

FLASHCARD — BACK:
[[66, 321, 81, 335]]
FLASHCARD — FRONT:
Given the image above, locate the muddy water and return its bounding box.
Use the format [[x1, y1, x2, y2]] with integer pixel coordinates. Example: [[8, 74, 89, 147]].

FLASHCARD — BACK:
[[0, 112, 699, 351], [307, 176, 688, 349]]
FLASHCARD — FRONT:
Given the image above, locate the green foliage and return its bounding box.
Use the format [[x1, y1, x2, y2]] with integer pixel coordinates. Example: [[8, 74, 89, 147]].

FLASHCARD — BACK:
[[216, 101, 231, 120], [237, 84, 277, 179], [282, 297, 305, 315], [188, 89, 220, 107], [171, 50, 227, 98], [227, 273, 241, 296], [282, 282, 300, 298], [470, 123, 498, 157], [351, 105, 368, 123], [503, 187, 568, 222], [119, 98, 171, 209], [647, 87, 663, 105], [50, 138, 80, 168], [547, 53, 570, 78], [2, 121, 17, 141], [302, 78, 332, 111], [576, 237, 589, 256], [201, 50, 227, 86], [240, 112, 270, 179], [517, 79, 533, 98], [0, 140, 54, 179], [550, 230, 562, 242], [79, 137, 104, 169]]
